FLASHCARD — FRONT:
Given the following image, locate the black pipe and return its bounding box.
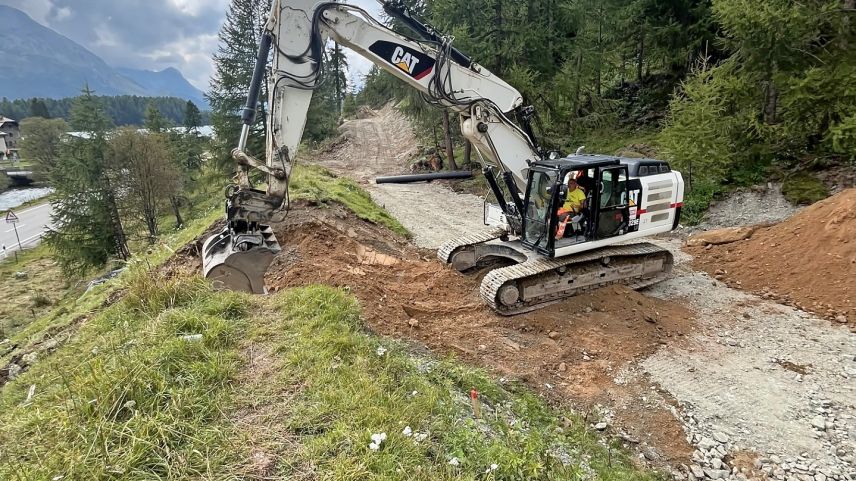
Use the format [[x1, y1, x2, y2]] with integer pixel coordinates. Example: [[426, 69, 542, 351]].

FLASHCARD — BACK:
[[381, 1, 473, 69], [241, 32, 273, 126], [501, 171, 525, 214], [375, 171, 473, 184], [482, 167, 509, 214]]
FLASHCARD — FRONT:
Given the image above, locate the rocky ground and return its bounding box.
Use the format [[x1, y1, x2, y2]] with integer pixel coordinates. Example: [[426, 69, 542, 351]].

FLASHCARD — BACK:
[[305, 105, 855, 481]]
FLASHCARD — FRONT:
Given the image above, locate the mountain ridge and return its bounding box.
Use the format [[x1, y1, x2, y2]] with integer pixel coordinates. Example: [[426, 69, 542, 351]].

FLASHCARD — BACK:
[[0, 5, 207, 109]]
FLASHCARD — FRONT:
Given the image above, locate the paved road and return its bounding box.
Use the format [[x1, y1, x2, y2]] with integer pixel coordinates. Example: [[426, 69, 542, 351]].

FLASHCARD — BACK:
[[2, 202, 52, 256]]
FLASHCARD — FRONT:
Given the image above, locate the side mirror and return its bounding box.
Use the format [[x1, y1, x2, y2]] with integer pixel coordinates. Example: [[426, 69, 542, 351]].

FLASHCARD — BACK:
[[558, 184, 568, 200]]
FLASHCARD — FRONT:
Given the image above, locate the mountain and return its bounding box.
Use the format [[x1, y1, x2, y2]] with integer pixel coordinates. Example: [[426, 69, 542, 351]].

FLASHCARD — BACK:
[[117, 67, 208, 109], [0, 5, 206, 108]]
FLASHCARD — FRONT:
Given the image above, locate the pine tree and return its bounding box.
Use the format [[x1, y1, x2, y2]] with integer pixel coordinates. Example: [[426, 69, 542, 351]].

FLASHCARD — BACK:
[[207, 0, 272, 172], [183, 100, 202, 133], [28, 98, 50, 118], [45, 86, 130, 276], [144, 103, 171, 133]]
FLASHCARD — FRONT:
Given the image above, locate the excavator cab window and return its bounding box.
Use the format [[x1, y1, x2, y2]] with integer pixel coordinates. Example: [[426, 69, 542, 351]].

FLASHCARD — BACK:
[[522, 169, 559, 253], [594, 167, 630, 239]]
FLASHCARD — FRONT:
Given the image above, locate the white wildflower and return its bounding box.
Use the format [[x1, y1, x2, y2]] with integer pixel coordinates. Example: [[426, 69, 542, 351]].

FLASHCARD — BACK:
[[368, 442, 380, 451], [376, 346, 387, 356], [402, 426, 412, 437], [413, 432, 428, 442], [448, 457, 460, 466], [484, 463, 499, 473]]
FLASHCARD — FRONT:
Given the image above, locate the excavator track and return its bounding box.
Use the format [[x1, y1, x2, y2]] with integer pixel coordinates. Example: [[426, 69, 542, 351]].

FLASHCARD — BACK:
[[480, 242, 673, 315], [437, 229, 508, 264]]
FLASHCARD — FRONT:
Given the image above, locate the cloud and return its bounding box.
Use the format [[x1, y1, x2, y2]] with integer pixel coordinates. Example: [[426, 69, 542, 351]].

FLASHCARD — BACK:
[[0, 0, 391, 92], [0, 0, 228, 90]]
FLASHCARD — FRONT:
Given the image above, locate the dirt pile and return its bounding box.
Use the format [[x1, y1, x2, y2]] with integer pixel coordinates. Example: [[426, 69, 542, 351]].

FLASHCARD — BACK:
[[689, 188, 856, 325]]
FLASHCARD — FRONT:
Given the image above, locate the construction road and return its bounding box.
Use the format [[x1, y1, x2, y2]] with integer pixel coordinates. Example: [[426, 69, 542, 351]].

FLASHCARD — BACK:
[[1, 202, 52, 255]]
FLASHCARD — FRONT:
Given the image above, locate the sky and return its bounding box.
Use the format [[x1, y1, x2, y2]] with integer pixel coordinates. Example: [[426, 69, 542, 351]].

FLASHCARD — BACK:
[[1, 0, 382, 92]]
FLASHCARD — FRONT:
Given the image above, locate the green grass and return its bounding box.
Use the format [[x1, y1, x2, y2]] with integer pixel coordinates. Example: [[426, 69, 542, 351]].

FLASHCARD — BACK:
[[0, 243, 70, 339], [290, 165, 409, 237], [245, 285, 659, 480], [781, 172, 829, 205], [0, 273, 251, 479], [1, 277, 662, 480]]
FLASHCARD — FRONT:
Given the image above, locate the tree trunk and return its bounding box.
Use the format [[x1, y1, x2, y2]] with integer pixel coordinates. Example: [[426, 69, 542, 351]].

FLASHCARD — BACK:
[[494, 0, 504, 71], [334, 42, 343, 115], [595, 6, 604, 97], [842, 0, 854, 49], [105, 186, 130, 259], [636, 26, 645, 84], [764, 81, 779, 125], [442, 111, 457, 170], [464, 139, 473, 167], [170, 195, 184, 228]]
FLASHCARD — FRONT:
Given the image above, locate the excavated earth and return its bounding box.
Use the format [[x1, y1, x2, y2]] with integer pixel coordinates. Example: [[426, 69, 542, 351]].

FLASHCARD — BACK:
[[689, 188, 856, 326]]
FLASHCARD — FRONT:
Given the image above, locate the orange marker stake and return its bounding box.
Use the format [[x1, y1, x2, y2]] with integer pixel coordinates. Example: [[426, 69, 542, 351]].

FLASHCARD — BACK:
[[470, 388, 481, 419]]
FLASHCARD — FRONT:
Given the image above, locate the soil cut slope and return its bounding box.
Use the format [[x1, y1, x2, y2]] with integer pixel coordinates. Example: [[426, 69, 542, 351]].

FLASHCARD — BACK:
[[689, 188, 856, 325]]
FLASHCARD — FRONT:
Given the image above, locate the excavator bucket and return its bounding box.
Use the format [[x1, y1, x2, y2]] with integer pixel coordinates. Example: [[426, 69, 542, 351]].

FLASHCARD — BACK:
[[201, 225, 281, 294]]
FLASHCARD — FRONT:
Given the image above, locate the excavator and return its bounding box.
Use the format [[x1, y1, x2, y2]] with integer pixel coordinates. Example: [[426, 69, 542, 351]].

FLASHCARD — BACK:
[[202, 0, 685, 315]]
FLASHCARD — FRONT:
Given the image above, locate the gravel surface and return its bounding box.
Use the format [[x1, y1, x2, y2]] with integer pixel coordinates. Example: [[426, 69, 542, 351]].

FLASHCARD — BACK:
[[643, 253, 856, 481], [695, 184, 801, 231], [314, 103, 492, 249]]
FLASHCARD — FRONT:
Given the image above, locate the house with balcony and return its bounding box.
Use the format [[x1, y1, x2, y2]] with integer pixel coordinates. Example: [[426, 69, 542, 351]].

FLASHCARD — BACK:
[[0, 117, 20, 161]]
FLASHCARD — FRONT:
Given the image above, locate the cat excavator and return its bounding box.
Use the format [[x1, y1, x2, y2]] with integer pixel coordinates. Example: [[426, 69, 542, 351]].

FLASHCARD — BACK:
[[202, 0, 685, 315]]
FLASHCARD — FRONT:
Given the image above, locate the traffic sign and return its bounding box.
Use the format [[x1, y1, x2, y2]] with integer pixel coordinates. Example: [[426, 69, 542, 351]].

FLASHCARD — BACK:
[[5, 210, 19, 224]]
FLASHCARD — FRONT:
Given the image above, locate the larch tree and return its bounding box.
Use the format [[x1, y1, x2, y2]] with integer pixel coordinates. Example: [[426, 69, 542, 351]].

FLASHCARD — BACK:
[[45, 86, 130, 277]]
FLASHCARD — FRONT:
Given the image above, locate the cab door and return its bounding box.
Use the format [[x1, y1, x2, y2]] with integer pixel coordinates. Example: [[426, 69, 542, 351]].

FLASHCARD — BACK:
[[594, 166, 630, 239]]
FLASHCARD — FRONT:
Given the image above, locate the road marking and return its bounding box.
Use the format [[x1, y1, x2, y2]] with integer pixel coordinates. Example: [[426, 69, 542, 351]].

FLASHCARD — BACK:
[[6, 232, 45, 252], [5, 224, 24, 233], [16, 202, 52, 216]]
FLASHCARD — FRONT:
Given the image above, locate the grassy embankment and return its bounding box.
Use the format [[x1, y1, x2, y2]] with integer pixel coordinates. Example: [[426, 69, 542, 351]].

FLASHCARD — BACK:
[[1, 166, 659, 480]]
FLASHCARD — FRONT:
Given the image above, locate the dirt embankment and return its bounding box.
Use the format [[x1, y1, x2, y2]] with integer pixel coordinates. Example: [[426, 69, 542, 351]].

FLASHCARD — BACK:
[[226, 202, 697, 465], [689, 188, 856, 326]]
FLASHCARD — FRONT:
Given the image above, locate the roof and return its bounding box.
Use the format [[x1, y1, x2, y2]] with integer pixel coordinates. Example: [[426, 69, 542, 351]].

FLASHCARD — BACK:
[[534, 154, 672, 177], [0, 116, 18, 127], [535, 154, 622, 170]]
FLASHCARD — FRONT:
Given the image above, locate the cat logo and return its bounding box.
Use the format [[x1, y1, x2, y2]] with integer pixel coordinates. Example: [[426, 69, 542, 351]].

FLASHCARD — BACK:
[[368, 40, 435, 80], [391, 46, 420, 75]]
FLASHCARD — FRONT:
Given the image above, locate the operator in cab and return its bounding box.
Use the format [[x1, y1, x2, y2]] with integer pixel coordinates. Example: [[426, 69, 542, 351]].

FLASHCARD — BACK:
[[556, 172, 587, 239], [563, 176, 586, 214]]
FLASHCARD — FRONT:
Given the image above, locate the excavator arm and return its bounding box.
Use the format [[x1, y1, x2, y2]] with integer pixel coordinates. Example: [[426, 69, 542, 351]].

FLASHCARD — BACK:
[[203, 0, 544, 293]]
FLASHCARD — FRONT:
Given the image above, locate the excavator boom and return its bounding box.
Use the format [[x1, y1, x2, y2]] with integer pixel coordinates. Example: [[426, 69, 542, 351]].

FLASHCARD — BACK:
[[202, 0, 684, 313]]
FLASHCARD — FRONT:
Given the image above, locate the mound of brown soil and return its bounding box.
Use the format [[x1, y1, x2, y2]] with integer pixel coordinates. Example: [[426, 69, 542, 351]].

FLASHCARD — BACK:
[[689, 188, 856, 325]]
